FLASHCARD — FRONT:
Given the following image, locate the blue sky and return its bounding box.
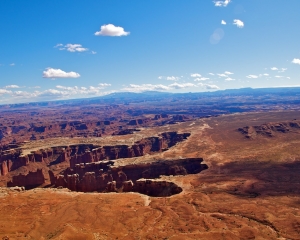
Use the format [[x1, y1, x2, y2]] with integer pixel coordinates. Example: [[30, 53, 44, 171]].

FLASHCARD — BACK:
[[1, 0, 300, 104]]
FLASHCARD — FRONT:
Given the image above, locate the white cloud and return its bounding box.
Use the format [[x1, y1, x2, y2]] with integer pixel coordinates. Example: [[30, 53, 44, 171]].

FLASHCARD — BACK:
[[263, 73, 269, 76], [55, 84, 110, 94], [0, 84, 114, 103], [205, 84, 220, 89], [214, 0, 231, 7], [221, 20, 227, 25], [292, 58, 300, 65], [198, 83, 220, 89], [166, 76, 180, 81], [169, 83, 195, 89], [10, 63, 15, 66], [122, 84, 170, 92], [65, 44, 88, 52], [54, 43, 63, 48], [208, 73, 215, 76], [275, 75, 284, 78], [0, 89, 12, 95], [55, 43, 96, 54], [55, 43, 88, 52], [246, 75, 259, 79], [225, 77, 235, 81], [122, 82, 197, 92], [158, 76, 180, 81], [224, 71, 234, 75], [98, 83, 111, 88], [43, 68, 80, 79], [194, 77, 210, 81], [217, 73, 228, 77], [271, 67, 278, 70], [191, 73, 201, 78], [95, 24, 130, 37], [233, 19, 244, 28], [279, 68, 287, 73], [5, 85, 20, 89]]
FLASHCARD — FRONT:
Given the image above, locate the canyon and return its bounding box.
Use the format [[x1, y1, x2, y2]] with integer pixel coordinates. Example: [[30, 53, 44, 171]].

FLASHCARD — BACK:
[[1, 91, 300, 239]]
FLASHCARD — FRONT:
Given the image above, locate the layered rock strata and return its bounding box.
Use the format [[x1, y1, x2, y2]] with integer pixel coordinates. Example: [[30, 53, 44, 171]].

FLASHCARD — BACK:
[[7, 169, 46, 188], [51, 158, 208, 196], [0, 132, 190, 176], [238, 120, 300, 139]]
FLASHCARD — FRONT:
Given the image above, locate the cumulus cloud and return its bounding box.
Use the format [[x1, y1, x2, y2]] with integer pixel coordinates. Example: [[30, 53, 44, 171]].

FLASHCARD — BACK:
[[275, 75, 284, 78], [43, 68, 80, 79], [233, 19, 244, 28], [224, 71, 234, 75], [54, 83, 111, 95], [205, 84, 220, 89], [98, 83, 111, 87], [292, 58, 300, 65], [246, 75, 259, 79], [271, 67, 278, 70], [214, 0, 231, 7], [169, 83, 196, 89], [208, 73, 215, 76], [122, 82, 218, 92], [10, 63, 15, 66], [56, 43, 88, 52], [279, 68, 287, 73], [198, 83, 220, 89], [166, 76, 180, 81], [95, 24, 130, 37], [194, 77, 210, 81], [158, 76, 180, 81], [217, 73, 227, 77], [122, 84, 170, 92], [122, 82, 198, 92], [191, 73, 201, 78], [225, 77, 235, 81], [0, 83, 113, 103], [0, 89, 12, 95], [263, 73, 269, 76], [91, 51, 97, 54], [54, 43, 63, 48], [221, 20, 227, 25], [5, 85, 20, 89]]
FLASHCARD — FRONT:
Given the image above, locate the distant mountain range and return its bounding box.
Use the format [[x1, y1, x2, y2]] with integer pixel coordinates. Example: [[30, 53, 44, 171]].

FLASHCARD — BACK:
[[1, 87, 300, 109]]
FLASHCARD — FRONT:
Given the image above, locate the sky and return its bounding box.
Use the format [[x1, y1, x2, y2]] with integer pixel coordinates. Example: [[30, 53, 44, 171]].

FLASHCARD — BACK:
[[1, 0, 300, 104]]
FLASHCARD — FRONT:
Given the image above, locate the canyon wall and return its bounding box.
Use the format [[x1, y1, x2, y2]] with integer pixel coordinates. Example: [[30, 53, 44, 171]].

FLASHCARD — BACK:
[[238, 120, 300, 139], [7, 169, 46, 188], [0, 132, 190, 176], [51, 158, 207, 196]]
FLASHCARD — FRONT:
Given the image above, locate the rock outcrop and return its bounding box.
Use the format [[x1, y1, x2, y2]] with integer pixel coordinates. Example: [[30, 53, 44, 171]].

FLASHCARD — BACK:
[[0, 131, 190, 176], [69, 132, 190, 167], [135, 179, 182, 197], [7, 169, 46, 189], [238, 120, 300, 139], [51, 158, 207, 196]]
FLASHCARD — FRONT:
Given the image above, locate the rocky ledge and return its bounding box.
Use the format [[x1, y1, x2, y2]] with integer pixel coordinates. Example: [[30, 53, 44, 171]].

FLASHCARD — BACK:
[[238, 120, 300, 139]]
